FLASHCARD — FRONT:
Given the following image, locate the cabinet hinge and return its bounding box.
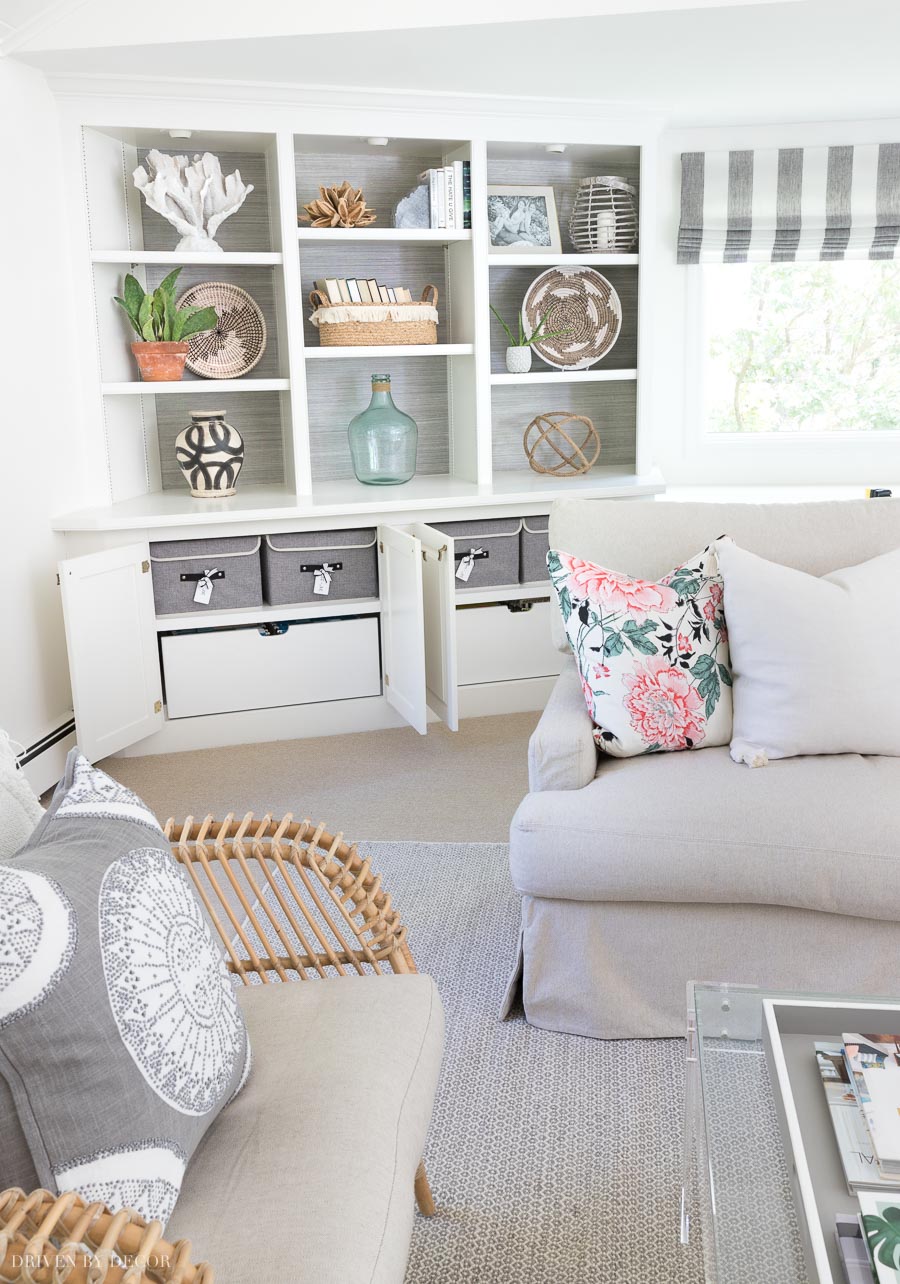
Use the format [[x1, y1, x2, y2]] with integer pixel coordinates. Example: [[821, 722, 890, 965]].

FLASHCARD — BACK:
[[384, 673, 390, 686], [379, 541, 384, 554], [154, 700, 162, 714], [56, 573, 60, 586], [142, 560, 150, 573]]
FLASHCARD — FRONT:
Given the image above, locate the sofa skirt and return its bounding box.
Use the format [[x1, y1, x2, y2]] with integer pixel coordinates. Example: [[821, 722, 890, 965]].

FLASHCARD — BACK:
[[506, 896, 900, 1039]]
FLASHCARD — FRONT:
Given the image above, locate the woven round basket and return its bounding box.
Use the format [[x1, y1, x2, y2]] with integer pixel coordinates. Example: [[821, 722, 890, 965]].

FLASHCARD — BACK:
[[176, 281, 267, 378], [522, 266, 622, 370], [309, 285, 438, 347]]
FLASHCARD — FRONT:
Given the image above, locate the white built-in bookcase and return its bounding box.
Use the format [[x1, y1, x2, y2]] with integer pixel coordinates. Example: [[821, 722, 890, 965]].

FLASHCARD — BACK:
[[52, 98, 662, 759], [64, 123, 656, 530]]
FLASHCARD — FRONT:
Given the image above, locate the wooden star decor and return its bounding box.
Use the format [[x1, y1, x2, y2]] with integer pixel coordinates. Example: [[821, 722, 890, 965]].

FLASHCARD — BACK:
[[301, 181, 376, 228]]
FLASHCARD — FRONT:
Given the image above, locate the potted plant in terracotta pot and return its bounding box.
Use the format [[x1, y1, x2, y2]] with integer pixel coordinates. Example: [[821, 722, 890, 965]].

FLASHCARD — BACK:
[[114, 267, 218, 381], [489, 304, 571, 375]]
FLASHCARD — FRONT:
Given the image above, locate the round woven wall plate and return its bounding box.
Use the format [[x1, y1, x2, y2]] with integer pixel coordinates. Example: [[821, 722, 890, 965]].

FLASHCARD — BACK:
[[177, 281, 267, 378], [521, 266, 622, 370]]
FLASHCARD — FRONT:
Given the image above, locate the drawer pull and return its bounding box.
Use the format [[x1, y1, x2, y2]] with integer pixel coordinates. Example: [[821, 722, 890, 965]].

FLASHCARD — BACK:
[[507, 600, 534, 614], [257, 622, 289, 637], [300, 562, 343, 572], [180, 570, 226, 583]]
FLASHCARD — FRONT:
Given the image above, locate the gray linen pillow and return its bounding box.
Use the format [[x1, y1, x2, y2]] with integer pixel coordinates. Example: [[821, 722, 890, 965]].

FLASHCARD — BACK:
[[0, 750, 251, 1224]]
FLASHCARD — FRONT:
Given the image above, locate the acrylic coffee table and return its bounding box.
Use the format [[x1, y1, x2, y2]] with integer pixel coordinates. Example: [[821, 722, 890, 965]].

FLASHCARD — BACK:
[[681, 982, 815, 1284]]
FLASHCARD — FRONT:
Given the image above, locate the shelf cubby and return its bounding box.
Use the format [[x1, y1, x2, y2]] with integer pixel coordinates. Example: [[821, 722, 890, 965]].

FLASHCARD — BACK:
[[294, 135, 469, 231], [485, 141, 640, 256], [305, 353, 476, 486], [82, 126, 283, 256], [487, 261, 638, 374], [490, 382, 637, 476]]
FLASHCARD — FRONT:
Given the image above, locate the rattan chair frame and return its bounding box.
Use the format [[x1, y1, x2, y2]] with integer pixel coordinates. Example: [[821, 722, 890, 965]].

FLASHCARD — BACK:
[[0, 1187, 213, 1284], [165, 812, 435, 1216]]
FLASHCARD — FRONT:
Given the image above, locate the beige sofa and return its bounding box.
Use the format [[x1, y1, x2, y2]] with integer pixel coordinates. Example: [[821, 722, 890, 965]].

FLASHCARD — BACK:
[[506, 497, 900, 1039], [170, 975, 444, 1283]]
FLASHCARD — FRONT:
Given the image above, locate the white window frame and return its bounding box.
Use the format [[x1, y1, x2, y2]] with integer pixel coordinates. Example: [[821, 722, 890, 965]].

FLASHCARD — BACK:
[[678, 263, 900, 486]]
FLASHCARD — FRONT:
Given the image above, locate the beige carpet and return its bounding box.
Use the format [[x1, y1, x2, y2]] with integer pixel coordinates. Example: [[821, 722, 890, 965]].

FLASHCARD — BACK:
[[102, 713, 538, 842]]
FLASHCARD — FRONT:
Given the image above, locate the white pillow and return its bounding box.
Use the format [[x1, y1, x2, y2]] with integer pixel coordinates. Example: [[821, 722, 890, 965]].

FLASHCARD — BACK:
[[0, 731, 44, 859], [713, 538, 900, 763]]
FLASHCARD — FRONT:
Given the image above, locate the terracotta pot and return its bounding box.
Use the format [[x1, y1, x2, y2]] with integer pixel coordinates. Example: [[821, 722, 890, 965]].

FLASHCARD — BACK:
[[131, 341, 189, 382]]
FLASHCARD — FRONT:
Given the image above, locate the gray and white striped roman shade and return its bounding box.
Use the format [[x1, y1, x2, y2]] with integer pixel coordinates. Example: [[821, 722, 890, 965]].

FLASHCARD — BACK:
[[678, 144, 900, 263]]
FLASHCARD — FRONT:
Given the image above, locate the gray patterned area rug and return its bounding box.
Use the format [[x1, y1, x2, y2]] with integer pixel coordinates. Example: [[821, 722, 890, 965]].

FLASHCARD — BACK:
[[359, 841, 705, 1284]]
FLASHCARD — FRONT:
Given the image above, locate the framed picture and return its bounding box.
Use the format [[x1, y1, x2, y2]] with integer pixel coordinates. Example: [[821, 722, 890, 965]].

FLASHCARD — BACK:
[[487, 185, 562, 253]]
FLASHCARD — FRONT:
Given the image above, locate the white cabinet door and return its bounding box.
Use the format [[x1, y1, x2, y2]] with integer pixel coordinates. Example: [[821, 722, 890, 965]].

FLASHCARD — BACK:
[[59, 542, 163, 762], [413, 523, 459, 732], [377, 524, 428, 735]]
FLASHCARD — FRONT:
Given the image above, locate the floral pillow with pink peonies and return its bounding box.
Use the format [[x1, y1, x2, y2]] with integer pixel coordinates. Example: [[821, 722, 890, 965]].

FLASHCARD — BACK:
[[548, 545, 733, 757]]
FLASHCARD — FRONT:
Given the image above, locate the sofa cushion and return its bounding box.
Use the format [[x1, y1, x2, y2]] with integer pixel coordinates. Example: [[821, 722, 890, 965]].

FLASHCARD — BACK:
[[510, 747, 900, 920], [548, 544, 732, 757], [714, 537, 900, 762], [168, 975, 444, 1284], [0, 750, 251, 1224]]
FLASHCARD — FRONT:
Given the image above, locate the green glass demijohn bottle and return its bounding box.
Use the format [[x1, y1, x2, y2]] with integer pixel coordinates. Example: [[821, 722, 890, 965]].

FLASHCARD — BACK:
[[348, 374, 418, 485]]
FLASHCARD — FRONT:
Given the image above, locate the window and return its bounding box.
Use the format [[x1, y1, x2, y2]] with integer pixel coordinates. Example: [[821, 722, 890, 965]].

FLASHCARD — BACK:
[[702, 262, 900, 436]]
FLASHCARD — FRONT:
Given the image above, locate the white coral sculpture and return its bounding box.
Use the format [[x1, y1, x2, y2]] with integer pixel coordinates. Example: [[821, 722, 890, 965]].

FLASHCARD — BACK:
[[133, 150, 254, 253]]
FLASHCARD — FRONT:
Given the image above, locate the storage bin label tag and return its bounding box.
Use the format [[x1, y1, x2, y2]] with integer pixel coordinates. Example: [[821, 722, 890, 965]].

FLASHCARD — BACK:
[[456, 548, 484, 582], [314, 563, 333, 596], [194, 568, 219, 605]]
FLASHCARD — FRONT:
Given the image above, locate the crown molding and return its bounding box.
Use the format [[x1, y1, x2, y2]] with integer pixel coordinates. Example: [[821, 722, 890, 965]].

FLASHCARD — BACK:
[[0, 0, 92, 57], [44, 70, 669, 129]]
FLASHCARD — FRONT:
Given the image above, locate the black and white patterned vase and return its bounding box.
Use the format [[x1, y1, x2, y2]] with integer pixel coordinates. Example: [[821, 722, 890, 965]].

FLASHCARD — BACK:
[[175, 410, 244, 498]]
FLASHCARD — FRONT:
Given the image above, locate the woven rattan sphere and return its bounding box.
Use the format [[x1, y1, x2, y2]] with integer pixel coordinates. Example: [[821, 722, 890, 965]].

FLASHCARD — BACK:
[[524, 412, 601, 476]]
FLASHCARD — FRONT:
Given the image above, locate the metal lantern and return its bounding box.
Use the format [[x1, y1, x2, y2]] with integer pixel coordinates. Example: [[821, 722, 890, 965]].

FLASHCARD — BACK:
[[568, 175, 638, 253]]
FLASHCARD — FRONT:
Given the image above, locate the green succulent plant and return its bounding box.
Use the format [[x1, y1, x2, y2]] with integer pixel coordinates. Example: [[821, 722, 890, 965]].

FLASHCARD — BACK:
[[489, 304, 571, 349], [114, 267, 218, 343]]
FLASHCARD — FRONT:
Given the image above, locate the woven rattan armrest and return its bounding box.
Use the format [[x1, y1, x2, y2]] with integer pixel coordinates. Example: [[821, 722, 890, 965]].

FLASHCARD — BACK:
[[164, 812, 435, 1215]]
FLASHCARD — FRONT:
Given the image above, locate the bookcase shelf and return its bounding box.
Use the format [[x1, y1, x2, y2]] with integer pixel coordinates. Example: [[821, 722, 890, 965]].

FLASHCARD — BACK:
[[490, 368, 638, 386], [102, 379, 290, 395], [487, 252, 638, 267], [298, 228, 471, 244], [305, 344, 474, 361], [91, 250, 284, 265]]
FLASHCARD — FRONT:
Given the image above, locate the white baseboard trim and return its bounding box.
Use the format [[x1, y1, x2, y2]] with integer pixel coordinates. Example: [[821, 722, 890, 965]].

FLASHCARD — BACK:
[[112, 677, 557, 758]]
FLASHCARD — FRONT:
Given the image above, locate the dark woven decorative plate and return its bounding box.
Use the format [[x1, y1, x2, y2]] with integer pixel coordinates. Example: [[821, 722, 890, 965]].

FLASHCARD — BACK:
[[521, 266, 622, 369], [177, 281, 267, 378]]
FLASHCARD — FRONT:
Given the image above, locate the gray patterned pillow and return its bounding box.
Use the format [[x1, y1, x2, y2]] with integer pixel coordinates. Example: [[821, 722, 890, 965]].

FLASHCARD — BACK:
[[0, 750, 251, 1223]]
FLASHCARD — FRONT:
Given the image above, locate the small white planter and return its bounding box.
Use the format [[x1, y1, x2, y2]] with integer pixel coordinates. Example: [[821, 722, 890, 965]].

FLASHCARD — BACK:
[[506, 345, 532, 374]]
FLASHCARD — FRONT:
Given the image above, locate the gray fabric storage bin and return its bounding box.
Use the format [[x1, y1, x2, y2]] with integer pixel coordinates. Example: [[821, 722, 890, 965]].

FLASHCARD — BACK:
[[149, 535, 263, 615], [430, 517, 522, 588], [262, 528, 378, 604], [520, 516, 550, 584]]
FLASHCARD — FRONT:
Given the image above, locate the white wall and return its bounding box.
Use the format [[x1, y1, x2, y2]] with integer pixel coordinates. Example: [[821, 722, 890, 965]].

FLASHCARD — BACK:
[[0, 58, 78, 788], [653, 117, 900, 486]]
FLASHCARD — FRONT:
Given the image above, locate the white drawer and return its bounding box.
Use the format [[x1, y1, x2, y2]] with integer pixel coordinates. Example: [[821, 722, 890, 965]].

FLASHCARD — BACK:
[[456, 599, 562, 687], [161, 615, 381, 718]]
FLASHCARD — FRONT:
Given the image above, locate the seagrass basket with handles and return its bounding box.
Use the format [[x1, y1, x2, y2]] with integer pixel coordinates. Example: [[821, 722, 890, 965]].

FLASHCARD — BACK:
[[309, 285, 439, 347]]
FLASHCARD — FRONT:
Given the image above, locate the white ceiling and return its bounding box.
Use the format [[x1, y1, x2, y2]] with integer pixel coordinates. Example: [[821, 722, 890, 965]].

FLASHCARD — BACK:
[[0, 0, 802, 53], [6, 0, 900, 127]]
